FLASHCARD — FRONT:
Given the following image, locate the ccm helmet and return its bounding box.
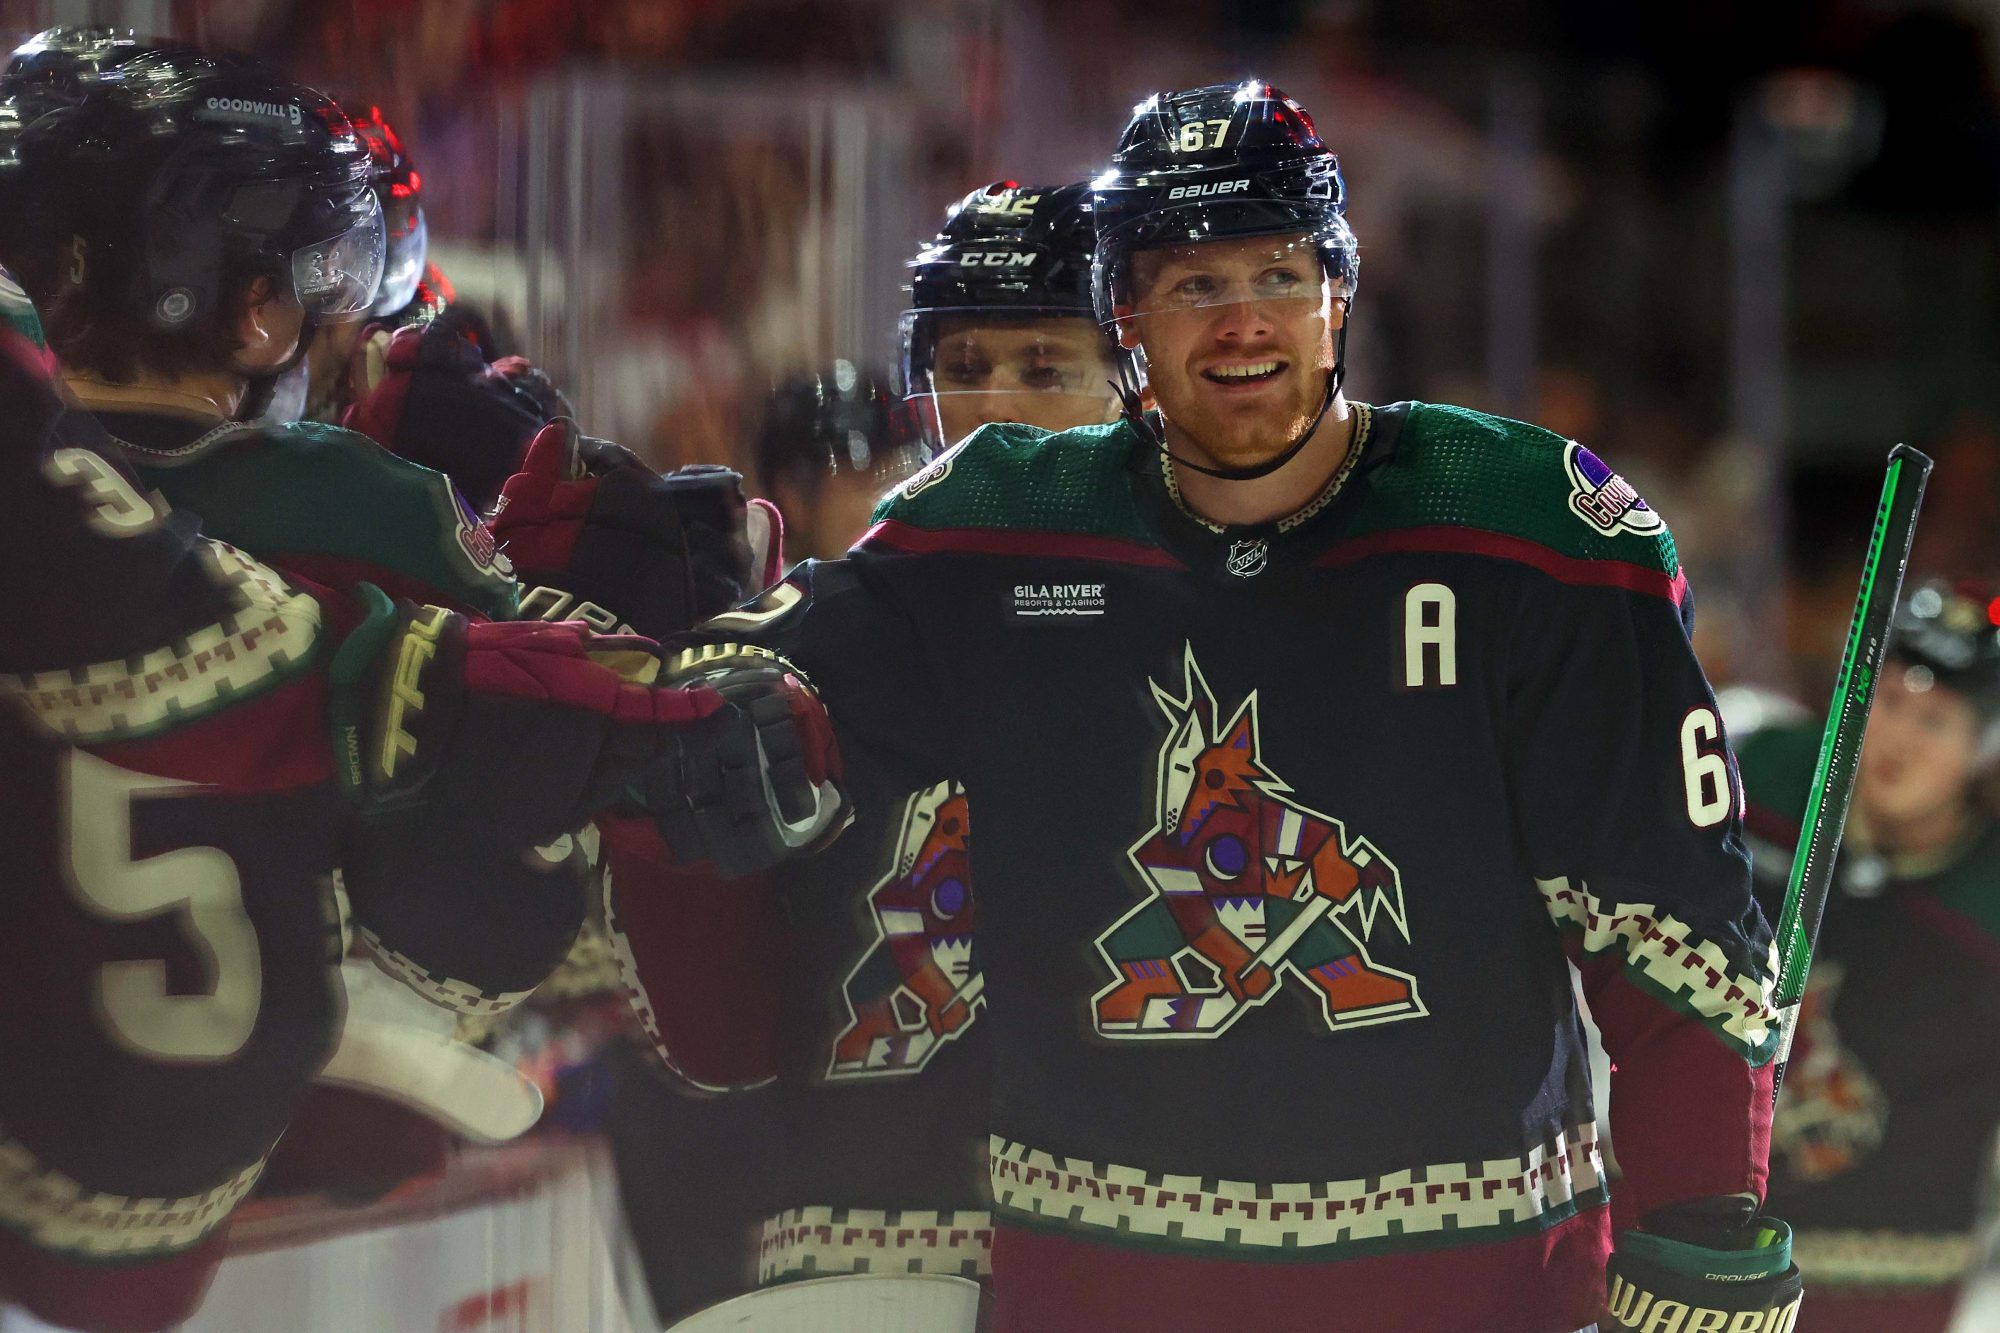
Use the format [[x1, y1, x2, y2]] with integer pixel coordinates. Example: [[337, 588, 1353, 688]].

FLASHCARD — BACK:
[[900, 180, 1119, 453]]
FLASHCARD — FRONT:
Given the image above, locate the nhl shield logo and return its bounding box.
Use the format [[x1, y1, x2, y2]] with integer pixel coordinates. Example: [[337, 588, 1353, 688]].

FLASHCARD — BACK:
[[1226, 539, 1269, 578]]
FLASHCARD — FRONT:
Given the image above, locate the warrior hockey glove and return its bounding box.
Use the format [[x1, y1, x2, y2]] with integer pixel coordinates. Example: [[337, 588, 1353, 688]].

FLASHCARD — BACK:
[[1604, 1195, 1803, 1332], [491, 418, 769, 641], [341, 318, 560, 509], [639, 642, 849, 879]]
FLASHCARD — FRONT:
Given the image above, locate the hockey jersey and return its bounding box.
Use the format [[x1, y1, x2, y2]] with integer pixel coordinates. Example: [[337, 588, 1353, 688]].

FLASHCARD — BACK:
[[657, 402, 1779, 1333], [1740, 722, 2000, 1332], [97, 411, 599, 1004], [752, 769, 993, 1285], [0, 365, 343, 1332]]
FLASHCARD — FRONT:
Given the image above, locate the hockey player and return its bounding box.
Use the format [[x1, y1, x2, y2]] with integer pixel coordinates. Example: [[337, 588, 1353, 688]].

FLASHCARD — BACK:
[[1737, 579, 2000, 1332], [901, 180, 1124, 454], [755, 362, 921, 561], [586, 186, 1132, 1322], [0, 21, 841, 1197], [610, 84, 1800, 1332], [0, 330, 837, 1332]]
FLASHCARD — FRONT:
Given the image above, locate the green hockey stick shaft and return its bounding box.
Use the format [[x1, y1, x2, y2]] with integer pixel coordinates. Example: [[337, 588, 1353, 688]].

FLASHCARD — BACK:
[[1770, 443, 1932, 1099]]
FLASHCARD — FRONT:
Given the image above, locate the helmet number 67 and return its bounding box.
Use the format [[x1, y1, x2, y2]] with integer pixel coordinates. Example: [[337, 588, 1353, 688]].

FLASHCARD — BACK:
[[1176, 119, 1233, 153]]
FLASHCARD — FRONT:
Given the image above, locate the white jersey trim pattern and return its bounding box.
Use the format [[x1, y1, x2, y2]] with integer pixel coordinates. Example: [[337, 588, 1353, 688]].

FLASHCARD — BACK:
[[989, 1124, 1605, 1252], [758, 1205, 992, 1283], [0, 1129, 264, 1257], [1537, 875, 1780, 1059], [0, 542, 319, 742]]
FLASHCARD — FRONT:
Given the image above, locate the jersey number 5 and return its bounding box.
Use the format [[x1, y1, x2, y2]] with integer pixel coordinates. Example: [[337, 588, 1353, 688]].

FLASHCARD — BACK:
[[1679, 707, 1733, 828], [62, 750, 261, 1061]]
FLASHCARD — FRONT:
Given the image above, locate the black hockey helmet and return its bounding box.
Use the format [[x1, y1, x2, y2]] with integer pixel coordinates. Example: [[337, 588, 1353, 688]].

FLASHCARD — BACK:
[[1888, 580, 2000, 719], [756, 360, 920, 494], [18, 43, 383, 338], [348, 102, 428, 317], [0, 27, 152, 305], [1090, 80, 1358, 481], [901, 180, 1122, 452]]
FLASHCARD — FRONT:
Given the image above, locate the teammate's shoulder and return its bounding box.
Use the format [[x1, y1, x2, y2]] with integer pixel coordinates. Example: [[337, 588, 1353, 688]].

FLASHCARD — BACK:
[[133, 419, 517, 618], [1367, 400, 1680, 578], [868, 419, 1146, 540]]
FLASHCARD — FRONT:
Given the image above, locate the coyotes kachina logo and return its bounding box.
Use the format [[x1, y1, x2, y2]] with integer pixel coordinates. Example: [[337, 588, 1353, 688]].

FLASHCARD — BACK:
[[1092, 647, 1425, 1037], [827, 782, 981, 1078]]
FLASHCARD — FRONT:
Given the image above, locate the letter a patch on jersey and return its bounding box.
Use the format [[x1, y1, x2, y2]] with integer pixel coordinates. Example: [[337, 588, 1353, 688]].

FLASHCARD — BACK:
[[826, 782, 982, 1079], [1090, 646, 1425, 1039]]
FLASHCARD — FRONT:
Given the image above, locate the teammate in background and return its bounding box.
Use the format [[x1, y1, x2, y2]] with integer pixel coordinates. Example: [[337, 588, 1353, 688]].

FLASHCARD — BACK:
[[0, 323, 832, 1332], [755, 361, 922, 561], [0, 29, 839, 1280], [1735, 579, 2000, 1332], [612, 85, 1798, 1332], [596, 184, 1130, 1323], [901, 180, 1125, 454]]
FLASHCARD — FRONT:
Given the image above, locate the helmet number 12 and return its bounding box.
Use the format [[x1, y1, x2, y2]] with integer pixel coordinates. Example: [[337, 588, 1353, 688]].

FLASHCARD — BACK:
[[1176, 119, 1234, 153]]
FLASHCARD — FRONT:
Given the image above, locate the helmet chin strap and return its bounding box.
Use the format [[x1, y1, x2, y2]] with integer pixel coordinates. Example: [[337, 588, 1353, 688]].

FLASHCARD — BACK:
[[1116, 320, 1349, 484]]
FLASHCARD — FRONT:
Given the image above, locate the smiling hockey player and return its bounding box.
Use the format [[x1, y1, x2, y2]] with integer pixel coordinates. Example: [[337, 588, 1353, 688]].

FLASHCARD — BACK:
[[610, 81, 1799, 1332]]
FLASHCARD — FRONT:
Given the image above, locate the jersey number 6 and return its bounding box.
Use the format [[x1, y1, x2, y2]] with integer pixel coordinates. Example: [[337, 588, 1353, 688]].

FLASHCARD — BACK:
[[62, 750, 261, 1062], [1679, 706, 1732, 829]]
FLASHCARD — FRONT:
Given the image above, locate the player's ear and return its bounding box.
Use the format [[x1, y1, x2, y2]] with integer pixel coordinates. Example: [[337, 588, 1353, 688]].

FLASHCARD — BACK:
[[235, 276, 305, 369], [1113, 306, 1143, 352]]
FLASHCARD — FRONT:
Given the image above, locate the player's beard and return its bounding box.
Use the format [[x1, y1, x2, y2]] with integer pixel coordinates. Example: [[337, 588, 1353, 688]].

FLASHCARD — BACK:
[[1152, 334, 1335, 474]]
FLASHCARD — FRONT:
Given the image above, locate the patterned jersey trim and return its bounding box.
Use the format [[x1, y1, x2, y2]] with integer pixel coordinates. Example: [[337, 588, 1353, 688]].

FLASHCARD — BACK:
[[989, 1124, 1605, 1259], [758, 1205, 992, 1284], [1538, 875, 1780, 1063], [0, 542, 319, 742], [0, 1130, 264, 1258]]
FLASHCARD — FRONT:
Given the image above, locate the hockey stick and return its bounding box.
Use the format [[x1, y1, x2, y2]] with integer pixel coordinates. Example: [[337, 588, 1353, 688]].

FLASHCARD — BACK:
[[1769, 443, 1932, 1102]]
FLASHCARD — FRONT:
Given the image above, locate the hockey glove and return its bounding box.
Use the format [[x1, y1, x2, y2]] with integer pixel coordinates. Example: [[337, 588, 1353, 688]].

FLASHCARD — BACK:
[[636, 642, 848, 879], [341, 318, 559, 510], [491, 418, 767, 641], [328, 583, 721, 832], [1604, 1195, 1803, 1331]]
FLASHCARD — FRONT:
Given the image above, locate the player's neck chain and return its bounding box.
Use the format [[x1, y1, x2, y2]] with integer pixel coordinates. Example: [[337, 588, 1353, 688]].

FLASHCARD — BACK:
[[1162, 401, 1373, 537]]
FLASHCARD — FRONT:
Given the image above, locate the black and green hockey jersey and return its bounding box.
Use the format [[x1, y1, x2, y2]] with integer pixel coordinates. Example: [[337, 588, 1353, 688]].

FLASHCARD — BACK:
[[1740, 721, 2000, 1322], [668, 401, 1780, 1333]]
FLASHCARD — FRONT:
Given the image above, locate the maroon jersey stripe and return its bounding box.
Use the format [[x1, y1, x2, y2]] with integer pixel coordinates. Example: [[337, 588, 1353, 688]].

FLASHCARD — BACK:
[[1316, 525, 1690, 606]]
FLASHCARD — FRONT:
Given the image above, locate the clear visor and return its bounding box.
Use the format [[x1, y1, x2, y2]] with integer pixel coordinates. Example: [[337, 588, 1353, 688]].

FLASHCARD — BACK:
[[901, 307, 1122, 448], [290, 197, 387, 319], [372, 205, 427, 316], [1110, 232, 1339, 335]]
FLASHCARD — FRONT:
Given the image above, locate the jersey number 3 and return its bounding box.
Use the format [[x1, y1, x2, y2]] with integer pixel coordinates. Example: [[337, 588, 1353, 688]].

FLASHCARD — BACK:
[[62, 750, 261, 1061]]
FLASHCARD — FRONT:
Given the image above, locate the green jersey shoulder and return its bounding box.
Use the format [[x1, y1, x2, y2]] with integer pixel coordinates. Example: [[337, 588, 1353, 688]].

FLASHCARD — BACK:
[[871, 420, 1153, 546], [127, 419, 518, 619], [1359, 402, 1682, 582]]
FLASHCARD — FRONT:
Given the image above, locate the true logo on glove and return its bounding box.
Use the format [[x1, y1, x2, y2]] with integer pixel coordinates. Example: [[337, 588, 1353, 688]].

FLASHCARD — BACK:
[[379, 607, 448, 782]]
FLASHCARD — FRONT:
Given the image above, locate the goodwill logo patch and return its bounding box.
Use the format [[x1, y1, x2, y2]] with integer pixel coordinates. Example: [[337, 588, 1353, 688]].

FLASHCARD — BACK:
[[1564, 441, 1662, 537]]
